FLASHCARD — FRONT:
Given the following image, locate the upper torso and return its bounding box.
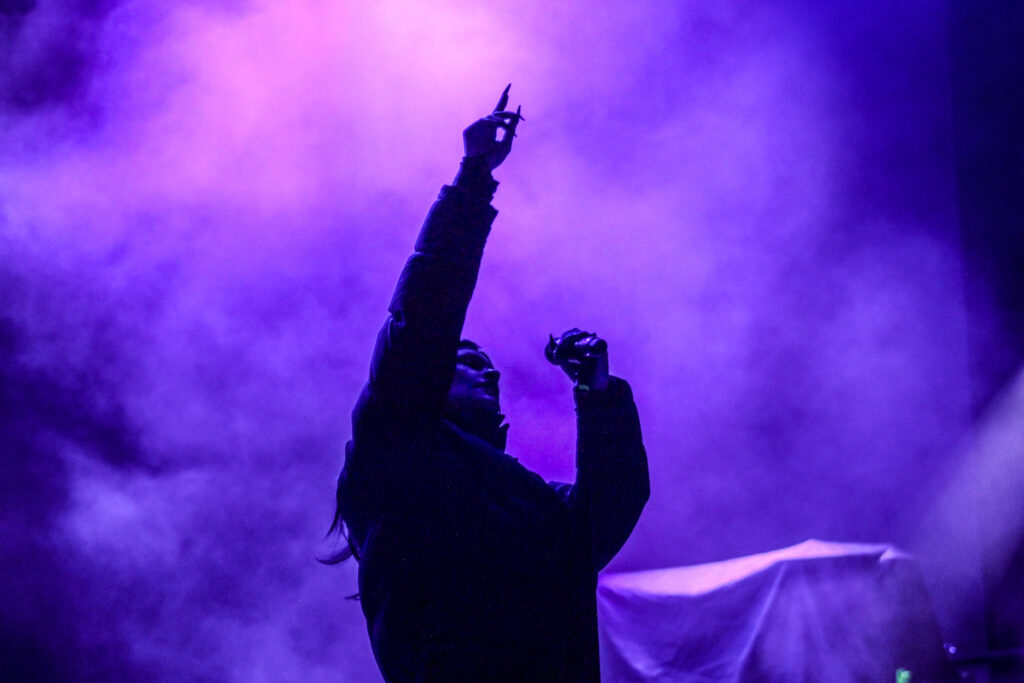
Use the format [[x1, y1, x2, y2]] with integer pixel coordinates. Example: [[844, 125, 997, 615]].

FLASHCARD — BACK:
[[341, 415, 593, 682]]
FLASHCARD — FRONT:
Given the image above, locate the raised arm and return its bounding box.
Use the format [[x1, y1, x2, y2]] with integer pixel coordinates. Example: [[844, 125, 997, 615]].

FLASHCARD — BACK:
[[358, 88, 523, 425], [547, 331, 650, 570], [573, 376, 650, 569]]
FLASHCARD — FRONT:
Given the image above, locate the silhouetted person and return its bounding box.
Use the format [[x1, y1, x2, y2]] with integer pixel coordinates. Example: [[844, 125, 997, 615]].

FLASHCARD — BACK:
[[328, 86, 649, 682]]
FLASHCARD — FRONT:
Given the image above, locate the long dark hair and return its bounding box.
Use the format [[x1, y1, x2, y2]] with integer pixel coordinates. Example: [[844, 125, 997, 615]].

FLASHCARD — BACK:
[[319, 472, 357, 565], [319, 474, 360, 600]]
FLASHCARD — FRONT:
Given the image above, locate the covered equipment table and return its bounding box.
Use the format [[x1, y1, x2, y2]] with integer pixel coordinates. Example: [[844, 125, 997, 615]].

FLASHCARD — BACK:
[[597, 539, 955, 682]]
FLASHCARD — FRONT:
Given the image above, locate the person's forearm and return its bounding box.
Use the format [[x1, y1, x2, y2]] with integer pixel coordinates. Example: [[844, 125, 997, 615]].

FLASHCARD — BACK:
[[573, 377, 650, 569], [409, 155, 497, 262]]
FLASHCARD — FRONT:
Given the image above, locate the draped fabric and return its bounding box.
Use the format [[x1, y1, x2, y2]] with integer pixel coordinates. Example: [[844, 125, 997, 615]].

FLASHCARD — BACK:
[[597, 540, 955, 682]]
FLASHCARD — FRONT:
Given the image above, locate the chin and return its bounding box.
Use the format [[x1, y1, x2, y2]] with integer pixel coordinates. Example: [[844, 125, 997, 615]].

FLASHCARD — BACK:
[[446, 396, 500, 416]]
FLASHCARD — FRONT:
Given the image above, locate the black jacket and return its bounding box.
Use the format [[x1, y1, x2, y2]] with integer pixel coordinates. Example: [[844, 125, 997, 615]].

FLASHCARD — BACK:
[[338, 156, 649, 682]]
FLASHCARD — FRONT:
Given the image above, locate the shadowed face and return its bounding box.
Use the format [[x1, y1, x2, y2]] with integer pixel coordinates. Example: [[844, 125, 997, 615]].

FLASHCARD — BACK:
[[447, 345, 501, 414]]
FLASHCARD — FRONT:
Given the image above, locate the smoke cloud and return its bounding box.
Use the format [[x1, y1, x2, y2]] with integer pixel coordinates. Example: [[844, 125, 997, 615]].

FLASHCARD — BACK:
[[1, 0, 980, 679]]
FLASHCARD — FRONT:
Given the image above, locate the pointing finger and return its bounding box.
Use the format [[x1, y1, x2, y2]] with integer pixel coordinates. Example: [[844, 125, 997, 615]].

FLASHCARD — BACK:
[[494, 83, 511, 112]]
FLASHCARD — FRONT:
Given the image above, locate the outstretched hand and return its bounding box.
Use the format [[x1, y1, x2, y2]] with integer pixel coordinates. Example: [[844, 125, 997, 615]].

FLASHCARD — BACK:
[[463, 84, 523, 170], [545, 328, 610, 392]]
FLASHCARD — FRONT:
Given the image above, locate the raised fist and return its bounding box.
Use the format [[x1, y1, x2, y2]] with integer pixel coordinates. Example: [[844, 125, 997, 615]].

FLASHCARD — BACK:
[[545, 328, 610, 392]]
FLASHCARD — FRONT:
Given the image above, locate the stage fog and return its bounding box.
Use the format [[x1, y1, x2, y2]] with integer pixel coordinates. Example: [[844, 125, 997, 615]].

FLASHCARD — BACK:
[[2, 0, 1021, 680]]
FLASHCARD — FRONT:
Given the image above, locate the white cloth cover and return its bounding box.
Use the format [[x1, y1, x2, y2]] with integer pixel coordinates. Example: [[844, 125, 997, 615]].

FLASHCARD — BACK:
[[597, 539, 954, 682]]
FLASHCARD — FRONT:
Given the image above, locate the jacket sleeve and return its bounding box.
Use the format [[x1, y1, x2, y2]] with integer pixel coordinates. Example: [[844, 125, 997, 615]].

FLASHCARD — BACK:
[[564, 376, 650, 571], [353, 155, 499, 437]]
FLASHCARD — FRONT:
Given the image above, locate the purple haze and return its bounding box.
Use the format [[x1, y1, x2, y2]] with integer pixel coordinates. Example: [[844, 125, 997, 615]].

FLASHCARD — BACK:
[[0, 0, 1004, 680]]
